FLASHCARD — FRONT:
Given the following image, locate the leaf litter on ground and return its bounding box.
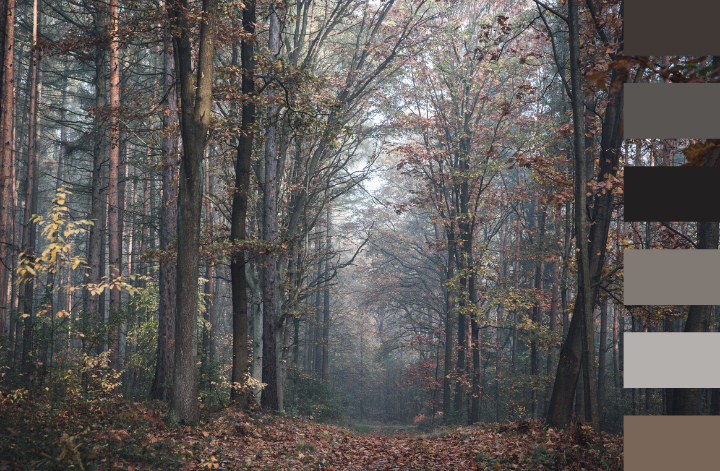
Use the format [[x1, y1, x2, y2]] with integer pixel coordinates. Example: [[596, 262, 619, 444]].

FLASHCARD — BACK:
[[0, 395, 622, 470]]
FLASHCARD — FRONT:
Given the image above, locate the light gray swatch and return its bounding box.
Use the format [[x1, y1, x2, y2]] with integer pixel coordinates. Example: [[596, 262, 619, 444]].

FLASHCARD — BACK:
[[624, 83, 720, 138], [624, 249, 720, 305], [624, 333, 720, 388]]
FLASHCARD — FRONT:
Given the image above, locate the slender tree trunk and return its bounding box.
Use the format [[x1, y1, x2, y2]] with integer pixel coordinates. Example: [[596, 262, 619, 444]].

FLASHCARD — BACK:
[[598, 298, 607, 430], [203, 153, 214, 362], [531, 209, 546, 419], [107, 0, 122, 370], [314, 238, 322, 377], [260, 3, 281, 411], [0, 0, 16, 330], [84, 9, 109, 355], [20, 0, 39, 376], [322, 206, 331, 382], [612, 302, 620, 390], [151, 23, 178, 401], [442, 228, 455, 418]]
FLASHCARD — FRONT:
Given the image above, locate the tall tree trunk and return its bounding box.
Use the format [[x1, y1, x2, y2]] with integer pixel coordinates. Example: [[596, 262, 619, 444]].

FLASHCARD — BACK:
[[84, 9, 109, 355], [20, 0, 39, 376], [531, 209, 546, 419], [107, 0, 122, 370], [151, 22, 178, 401], [229, 87, 252, 403], [260, 3, 281, 411], [0, 0, 16, 330], [314, 238, 322, 377], [168, 0, 218, 423], [203, 153, 214, 362], [470, 275, 480, 424], [322, 205, 331, 382], [442, 227, 455, 418]]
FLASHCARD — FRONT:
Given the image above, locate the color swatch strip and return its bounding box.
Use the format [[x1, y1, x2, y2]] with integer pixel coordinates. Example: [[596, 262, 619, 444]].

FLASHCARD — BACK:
[[624, 83, 720, 138], [625, 416, 720, 470], [624, 332, 720, 388], [624, 0, 720, 55], [624, 166, 720, 222], [624, 249, 720, 305]]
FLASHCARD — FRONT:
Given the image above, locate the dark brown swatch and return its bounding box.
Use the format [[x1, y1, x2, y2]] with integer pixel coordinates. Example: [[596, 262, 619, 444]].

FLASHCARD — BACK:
[[624, 0, 720, 55]]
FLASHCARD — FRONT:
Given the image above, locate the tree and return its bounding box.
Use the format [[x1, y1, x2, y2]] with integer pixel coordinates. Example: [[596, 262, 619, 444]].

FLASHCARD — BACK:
[[229, 0, 256, 407], [544, 0, 623, 431], [0, 0, 16, 330], [151, 4, 179, 401], [169, 0, 219, 423], [260, 1, 282, 411], [107, 0, 122, 370]]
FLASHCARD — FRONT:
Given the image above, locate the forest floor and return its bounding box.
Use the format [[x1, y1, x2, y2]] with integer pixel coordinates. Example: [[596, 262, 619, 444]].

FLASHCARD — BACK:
[[0, 392, 623, 470]]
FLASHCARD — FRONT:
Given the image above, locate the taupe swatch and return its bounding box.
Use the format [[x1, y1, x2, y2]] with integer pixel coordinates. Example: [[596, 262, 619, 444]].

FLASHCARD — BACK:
[[624, 249, 720, 305]]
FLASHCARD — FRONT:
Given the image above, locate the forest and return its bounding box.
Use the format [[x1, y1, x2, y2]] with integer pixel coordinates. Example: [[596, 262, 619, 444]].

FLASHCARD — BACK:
[[0, 0, 713, 468]]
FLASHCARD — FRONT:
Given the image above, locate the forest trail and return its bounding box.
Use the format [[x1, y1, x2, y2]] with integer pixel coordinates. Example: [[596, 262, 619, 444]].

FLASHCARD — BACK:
[[1, 398, 622, 470]]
